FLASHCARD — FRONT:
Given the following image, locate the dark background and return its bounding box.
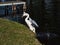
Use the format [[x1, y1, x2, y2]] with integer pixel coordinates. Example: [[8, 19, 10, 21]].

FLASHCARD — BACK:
[[26, 0, 60, 35]]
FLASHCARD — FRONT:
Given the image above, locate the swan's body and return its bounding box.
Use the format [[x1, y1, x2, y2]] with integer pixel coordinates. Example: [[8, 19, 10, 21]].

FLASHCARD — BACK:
[[22, 12, 39, 33]]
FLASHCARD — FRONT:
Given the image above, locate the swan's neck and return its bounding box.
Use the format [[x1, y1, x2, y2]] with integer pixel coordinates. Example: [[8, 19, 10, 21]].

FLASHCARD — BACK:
[[25, 15, 29, 20]]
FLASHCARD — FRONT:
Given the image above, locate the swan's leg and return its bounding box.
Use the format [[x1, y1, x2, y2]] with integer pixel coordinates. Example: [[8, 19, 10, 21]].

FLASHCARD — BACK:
[[32, 28, 35, 33], [29, 27, 35, 33]]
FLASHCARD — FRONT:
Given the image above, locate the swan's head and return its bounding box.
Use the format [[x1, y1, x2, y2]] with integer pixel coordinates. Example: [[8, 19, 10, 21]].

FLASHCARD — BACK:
[[22, 12, 29, 17]]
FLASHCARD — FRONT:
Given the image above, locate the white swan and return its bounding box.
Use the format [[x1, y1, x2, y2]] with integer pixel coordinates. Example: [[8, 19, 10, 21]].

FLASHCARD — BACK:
[[22, 12, 39, 33]]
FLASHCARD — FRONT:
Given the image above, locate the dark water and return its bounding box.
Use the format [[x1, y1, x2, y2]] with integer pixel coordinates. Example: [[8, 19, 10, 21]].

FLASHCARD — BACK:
[[36, 31, 60, 45]]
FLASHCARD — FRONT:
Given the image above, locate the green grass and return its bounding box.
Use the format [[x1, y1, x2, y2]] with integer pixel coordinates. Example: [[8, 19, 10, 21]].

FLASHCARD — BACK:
[[0, 18, 42, 45]]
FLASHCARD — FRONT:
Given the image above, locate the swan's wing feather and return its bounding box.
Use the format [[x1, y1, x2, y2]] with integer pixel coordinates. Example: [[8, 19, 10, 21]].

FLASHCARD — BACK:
[[29, 18, 39, 27]]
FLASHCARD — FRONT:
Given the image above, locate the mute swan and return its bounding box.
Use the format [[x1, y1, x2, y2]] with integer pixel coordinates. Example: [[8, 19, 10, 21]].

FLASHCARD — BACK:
[[22, 12, 39, 33]]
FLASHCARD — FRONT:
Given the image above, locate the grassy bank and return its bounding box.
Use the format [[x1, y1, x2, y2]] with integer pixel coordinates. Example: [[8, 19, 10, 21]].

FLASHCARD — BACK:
[[0, 18, 42, 45]]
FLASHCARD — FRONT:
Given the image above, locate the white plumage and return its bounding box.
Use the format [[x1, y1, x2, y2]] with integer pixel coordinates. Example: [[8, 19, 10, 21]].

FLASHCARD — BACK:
[[22, 12, 39, 33]]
